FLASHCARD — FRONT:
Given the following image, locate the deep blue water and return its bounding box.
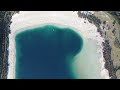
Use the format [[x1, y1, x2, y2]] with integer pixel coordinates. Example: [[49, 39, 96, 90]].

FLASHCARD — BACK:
[[15, 25, 83, 79]]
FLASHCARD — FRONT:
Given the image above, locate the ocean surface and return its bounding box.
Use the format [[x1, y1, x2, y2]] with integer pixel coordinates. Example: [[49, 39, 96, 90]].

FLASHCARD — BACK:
[[15, 25, 83, 79]]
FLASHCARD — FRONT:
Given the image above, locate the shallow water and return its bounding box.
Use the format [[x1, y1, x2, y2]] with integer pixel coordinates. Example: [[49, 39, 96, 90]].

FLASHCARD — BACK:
[[15, 25, 83, 79], [71, 39, 102, 79]]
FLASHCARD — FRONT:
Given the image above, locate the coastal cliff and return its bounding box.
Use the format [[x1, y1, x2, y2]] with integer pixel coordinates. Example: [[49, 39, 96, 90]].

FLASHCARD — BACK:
[[0, 11, 18, 79]]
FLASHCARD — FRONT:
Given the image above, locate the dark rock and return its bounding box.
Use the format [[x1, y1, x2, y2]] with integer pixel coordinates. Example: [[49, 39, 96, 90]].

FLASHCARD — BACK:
[[113, 20, 116, 25], [103, 40, 117, 79], [103, 21, 106, 24], [112, 28, 116, 35], [0, 11, 19, 79]]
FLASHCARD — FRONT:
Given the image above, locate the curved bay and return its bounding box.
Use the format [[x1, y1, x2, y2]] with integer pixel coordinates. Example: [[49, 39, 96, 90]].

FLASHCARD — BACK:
[[15, 25, 83, 79]]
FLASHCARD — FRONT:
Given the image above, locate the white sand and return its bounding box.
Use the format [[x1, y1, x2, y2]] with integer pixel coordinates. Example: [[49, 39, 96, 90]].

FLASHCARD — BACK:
[[7, 11, 110, 79]]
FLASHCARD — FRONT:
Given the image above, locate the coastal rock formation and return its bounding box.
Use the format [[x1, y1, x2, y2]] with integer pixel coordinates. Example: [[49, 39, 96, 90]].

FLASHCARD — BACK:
[[102, 40, 117, 79], [0, 11, 18, 79]]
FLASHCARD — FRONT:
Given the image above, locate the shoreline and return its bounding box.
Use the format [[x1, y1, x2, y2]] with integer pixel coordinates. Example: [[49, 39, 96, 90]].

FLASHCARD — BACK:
[[7, 11, 109, 79], [0, 11, 18, 79], [77, 11, 117, 79]]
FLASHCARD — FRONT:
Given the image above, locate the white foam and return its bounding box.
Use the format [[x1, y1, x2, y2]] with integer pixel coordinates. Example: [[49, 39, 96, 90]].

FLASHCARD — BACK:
[[7, 11, 110, 79]]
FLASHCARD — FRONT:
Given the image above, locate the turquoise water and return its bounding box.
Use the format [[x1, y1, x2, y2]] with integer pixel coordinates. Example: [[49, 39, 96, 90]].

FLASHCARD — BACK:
[[15, 25, 83, 79]]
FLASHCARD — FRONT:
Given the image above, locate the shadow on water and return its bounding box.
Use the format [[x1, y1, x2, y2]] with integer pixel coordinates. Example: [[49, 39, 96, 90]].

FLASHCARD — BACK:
[[15, 25, 83, 79]]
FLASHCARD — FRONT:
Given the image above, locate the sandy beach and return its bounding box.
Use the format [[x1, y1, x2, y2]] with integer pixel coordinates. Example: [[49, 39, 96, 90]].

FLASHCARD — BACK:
[[7, 11, 110, 79]]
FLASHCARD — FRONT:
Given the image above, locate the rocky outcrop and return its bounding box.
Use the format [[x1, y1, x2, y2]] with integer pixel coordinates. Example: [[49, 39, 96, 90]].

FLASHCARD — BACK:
[[102, 40, 117, 79], [0, 11, 18, 79]]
